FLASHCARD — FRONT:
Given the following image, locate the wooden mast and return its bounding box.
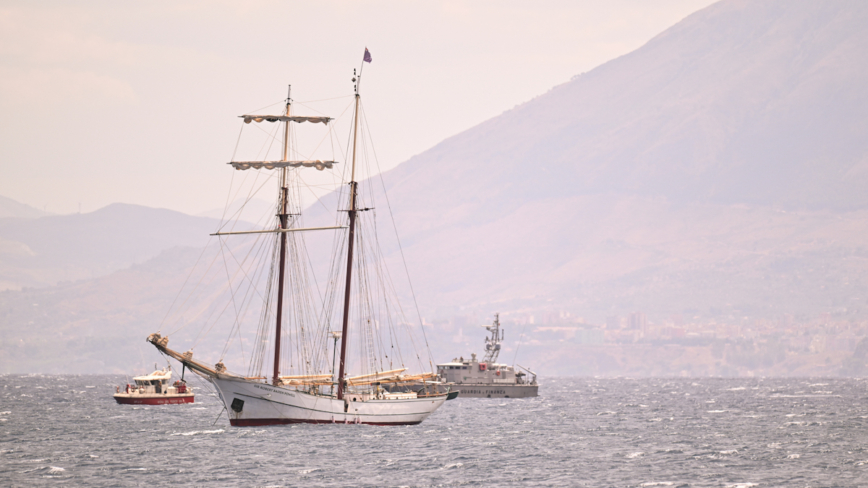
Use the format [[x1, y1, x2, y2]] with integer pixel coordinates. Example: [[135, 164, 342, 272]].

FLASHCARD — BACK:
[[272, 85, 292, 386], [336, 74, 361, 400]]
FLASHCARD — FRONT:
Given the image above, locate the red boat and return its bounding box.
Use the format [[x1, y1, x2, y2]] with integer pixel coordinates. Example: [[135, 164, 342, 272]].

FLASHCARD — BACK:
[[114, 366, 194, 405]]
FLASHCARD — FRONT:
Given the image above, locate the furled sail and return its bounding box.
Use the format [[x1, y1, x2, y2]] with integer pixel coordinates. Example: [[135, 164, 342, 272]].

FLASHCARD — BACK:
[[229, 160, 337, 171], [240, 115, 331, 124]]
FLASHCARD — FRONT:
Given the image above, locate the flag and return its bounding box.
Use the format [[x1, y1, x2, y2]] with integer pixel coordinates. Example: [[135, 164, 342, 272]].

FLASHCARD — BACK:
[[363, 48, 372, 63]]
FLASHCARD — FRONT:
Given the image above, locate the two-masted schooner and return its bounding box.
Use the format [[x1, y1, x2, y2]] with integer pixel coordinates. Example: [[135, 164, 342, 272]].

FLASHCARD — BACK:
[[148, 56, 450, 426]]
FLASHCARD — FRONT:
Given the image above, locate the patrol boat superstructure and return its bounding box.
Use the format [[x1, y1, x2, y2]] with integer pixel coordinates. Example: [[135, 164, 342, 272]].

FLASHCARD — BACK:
[[436, 314, 538, 398]]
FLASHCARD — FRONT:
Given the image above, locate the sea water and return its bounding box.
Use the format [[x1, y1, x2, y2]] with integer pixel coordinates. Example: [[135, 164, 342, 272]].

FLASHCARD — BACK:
[[1, 375, 867, 487]]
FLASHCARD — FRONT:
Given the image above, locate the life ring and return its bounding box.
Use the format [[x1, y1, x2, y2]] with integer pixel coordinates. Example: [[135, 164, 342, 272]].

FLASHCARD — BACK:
[[496, 370, 501, 376], [479, 363, 487, 372]]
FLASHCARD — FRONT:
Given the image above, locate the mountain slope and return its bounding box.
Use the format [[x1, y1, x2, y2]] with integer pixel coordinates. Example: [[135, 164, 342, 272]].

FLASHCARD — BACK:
[[310, 0, 868, 319], [0, 195, 49, 219], [0, 203, 230, 289], [382, 0, 868, 227]]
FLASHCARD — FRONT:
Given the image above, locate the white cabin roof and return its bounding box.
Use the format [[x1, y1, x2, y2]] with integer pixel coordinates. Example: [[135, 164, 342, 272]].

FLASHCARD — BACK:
[[133, 368, 172, 381]]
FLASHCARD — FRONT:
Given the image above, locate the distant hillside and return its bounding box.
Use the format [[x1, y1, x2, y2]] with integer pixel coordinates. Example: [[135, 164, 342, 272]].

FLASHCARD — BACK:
[[0, 195, 49, 219], [305, 0, 868, 321], [197, 198, 275, 223], [0, 246, 244, 374], [5, 0, 868, 375], [0, 203, 236, 290], [382, 0, 868, 215]]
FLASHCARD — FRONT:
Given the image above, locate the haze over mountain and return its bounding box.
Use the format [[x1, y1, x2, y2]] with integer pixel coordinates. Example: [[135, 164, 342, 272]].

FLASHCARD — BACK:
[[0, 195, 49, 219], [0, 203, 231, 290], [384, 0, 868, 213], [330, 0, 868, 321], [3, 0, 868, 375]]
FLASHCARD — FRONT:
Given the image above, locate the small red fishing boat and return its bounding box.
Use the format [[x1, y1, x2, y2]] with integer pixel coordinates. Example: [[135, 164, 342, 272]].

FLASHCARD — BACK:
[[114, 365, 194, 405]]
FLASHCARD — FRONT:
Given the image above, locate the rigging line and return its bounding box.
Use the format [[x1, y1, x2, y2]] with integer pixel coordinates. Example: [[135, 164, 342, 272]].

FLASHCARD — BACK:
[[191, 273, 249, 350], [511, 320, 529, 367], [245, 99, 286, 114], [222, 228, 274, 361], [230, 124, 245, 163], [359, 101, 434, 370], [262, 119, 283, 160], [163, 242, 226, 336], [249, 233, 279, 377], [186, 233, 270, 346], [157, 238, 213, 333], [295, 103, 353, 159], [221, 170, 264, 233], [217, 235, 265, 363], [216, 168, 255, 233], [218, 163, 240, 226], [295, 95, 354, 104], [217, 170, 279, 233], [217, 238, 243, 360], [365, 212, 410, 369], [246, 117, 283, 163], [292, 101, 330, 117], [220, 230, 271, 303]]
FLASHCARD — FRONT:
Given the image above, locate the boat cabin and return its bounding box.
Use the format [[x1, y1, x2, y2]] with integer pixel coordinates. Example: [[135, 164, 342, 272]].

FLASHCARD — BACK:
[[123, 367, 188, 395], [436, 353, 531, 385]]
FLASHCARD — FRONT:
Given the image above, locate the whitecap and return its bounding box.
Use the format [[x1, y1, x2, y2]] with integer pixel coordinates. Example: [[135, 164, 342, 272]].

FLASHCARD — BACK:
[[727, 387, 746, 391], [298, 468, 320, 474], [626, 452, 644, 459], [442, 463, 464, 469], [725, 484, 757, 488], [0, 411, 10, 415], [719, 449, 739, 455], [707, 410, 726, 413], [640, 483, 673, 487], [47, 467, 65, 474], [170, 429, 224, 436], [126, 468, 146, 471], [787, 453, 800, 459]]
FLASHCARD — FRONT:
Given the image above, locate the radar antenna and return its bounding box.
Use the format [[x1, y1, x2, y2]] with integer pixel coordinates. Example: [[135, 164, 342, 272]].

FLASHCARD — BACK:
[[482, 313, 504, 363]]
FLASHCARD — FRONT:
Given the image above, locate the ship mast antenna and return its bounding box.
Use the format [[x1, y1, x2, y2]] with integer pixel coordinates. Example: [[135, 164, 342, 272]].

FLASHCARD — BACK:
[[337, 70, 362, 400], [272, 84, 292, 386]]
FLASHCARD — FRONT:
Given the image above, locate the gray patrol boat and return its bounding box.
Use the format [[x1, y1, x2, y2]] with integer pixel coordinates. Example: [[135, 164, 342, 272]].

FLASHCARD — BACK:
[[436, 314, 538, 398]]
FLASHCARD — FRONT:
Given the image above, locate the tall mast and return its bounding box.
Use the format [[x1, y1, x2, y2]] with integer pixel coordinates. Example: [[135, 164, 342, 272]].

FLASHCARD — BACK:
[[272, 85, 291, 386], [336, 73, 361, 400]]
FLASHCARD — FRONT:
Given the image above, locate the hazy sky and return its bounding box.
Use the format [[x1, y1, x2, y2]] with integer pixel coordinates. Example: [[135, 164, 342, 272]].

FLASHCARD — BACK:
[[0, 0, 716, 216]]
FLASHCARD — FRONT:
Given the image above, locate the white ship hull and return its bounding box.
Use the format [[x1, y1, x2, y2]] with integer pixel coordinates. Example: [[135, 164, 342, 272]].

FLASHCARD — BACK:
[[211, 376, 447, 426]]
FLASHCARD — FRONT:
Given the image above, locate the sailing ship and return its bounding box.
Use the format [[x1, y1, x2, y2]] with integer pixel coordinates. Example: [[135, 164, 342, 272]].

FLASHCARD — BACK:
[[436, 314, 538, 398], [148, 54, 450, 426]]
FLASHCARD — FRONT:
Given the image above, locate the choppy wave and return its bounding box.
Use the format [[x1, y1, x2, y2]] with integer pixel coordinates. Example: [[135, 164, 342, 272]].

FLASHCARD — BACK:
[[2, 375, 866, 486], [170, 429, 224, 436]]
